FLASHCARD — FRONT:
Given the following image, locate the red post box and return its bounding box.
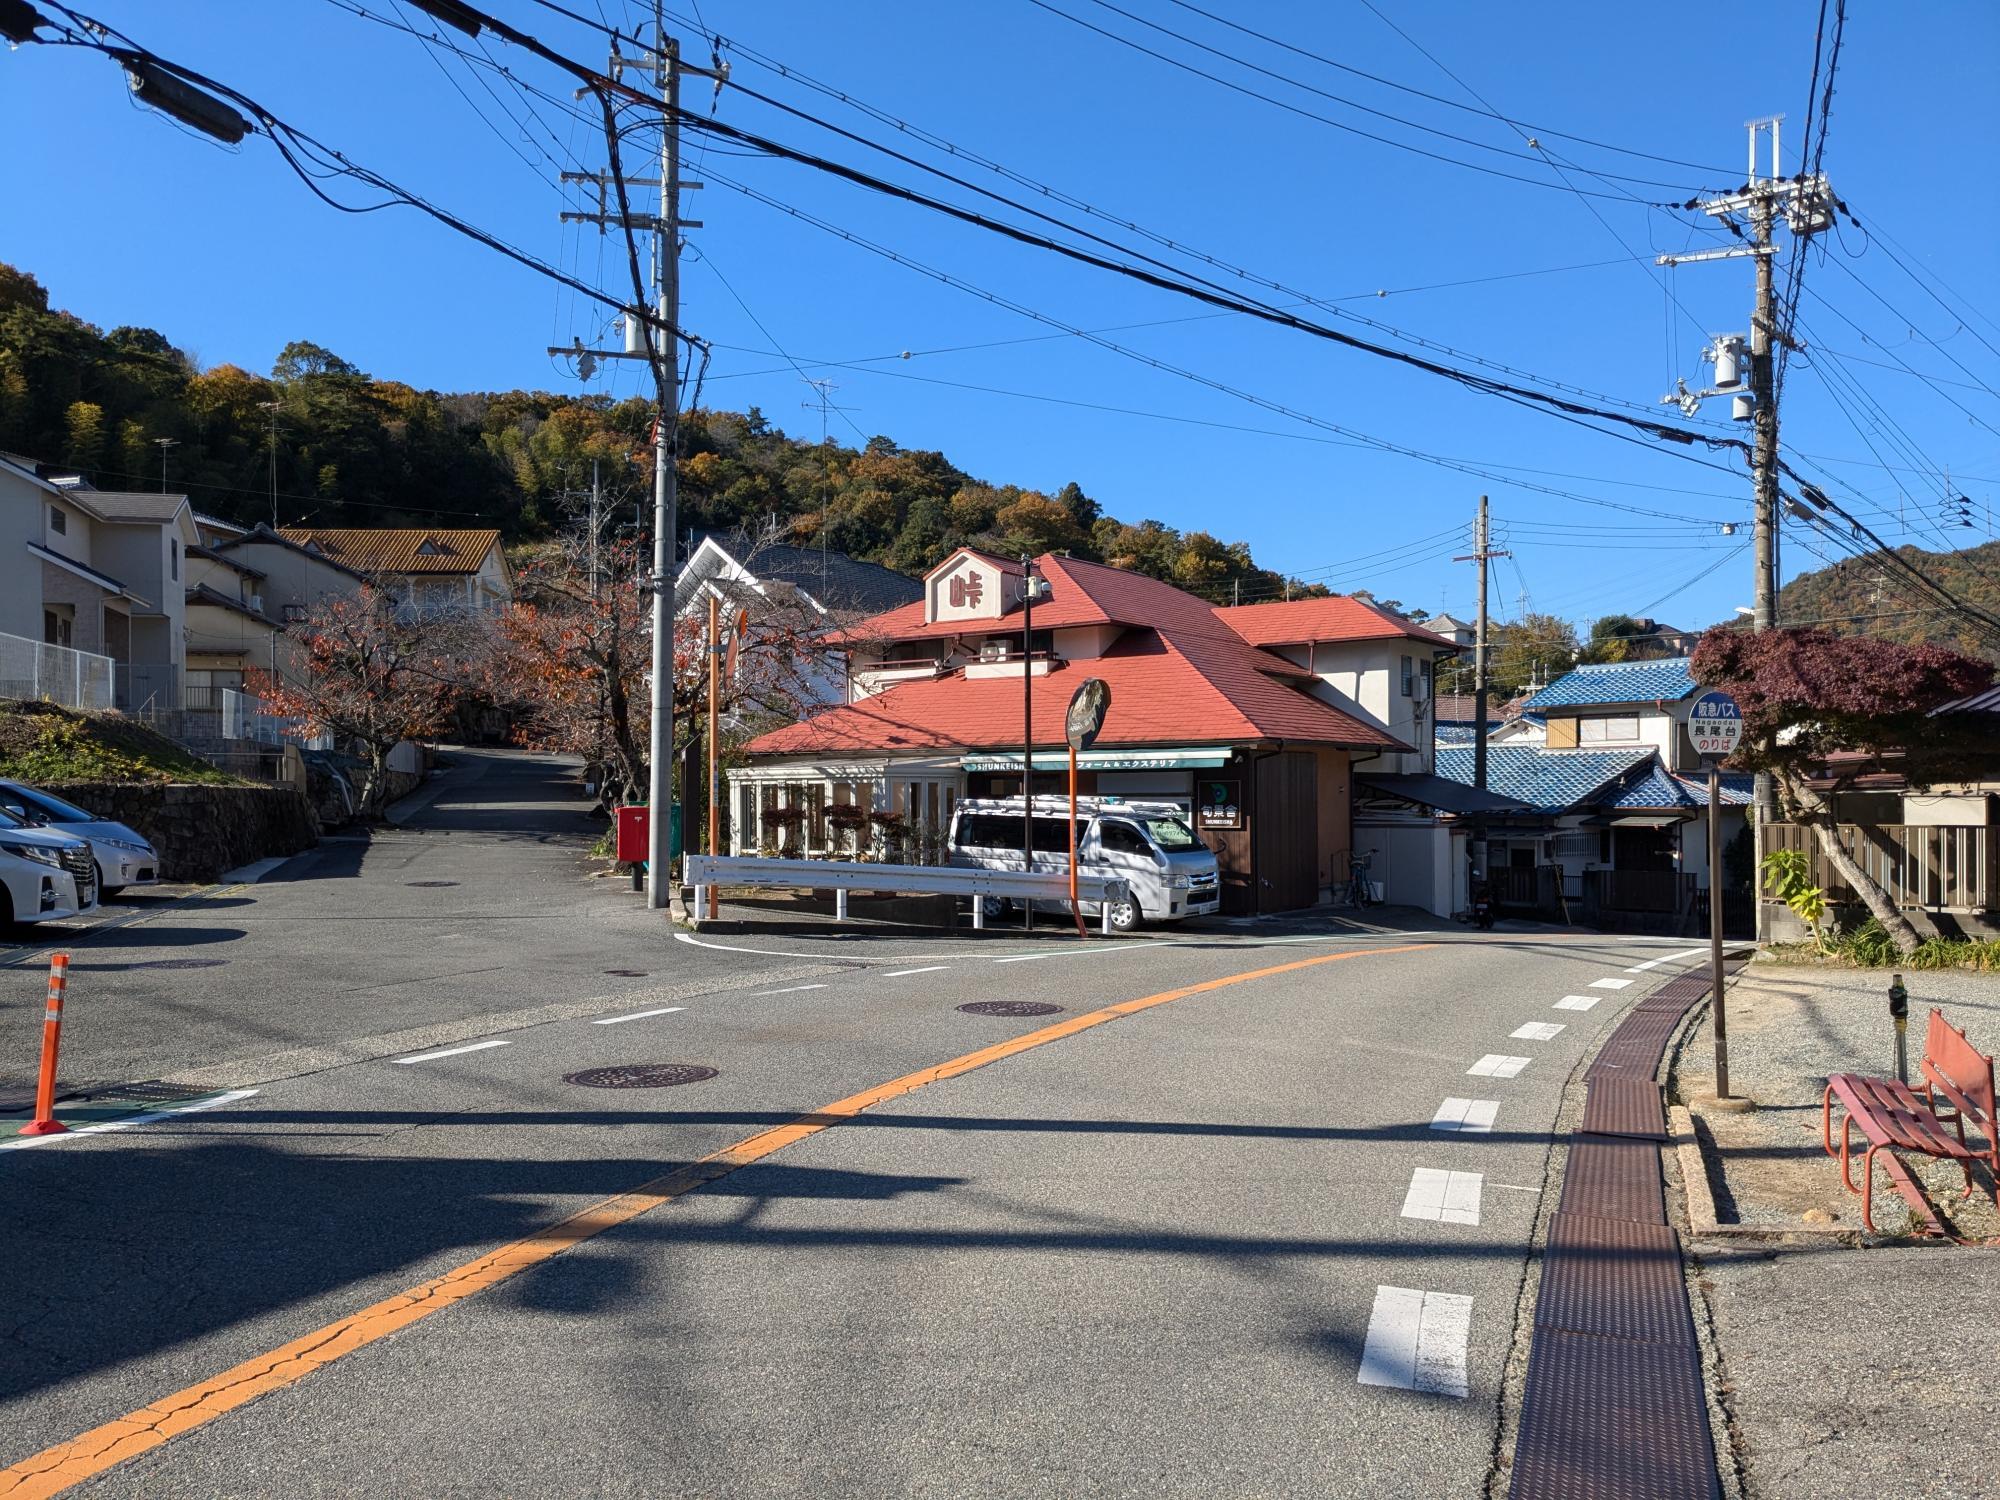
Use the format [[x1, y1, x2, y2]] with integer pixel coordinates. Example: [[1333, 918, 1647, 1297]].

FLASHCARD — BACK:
[[614, 805, 650, 865]]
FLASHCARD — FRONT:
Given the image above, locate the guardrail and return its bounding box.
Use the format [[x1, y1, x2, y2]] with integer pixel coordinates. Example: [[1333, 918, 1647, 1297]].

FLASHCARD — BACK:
[[683, 855, 1131, 934]]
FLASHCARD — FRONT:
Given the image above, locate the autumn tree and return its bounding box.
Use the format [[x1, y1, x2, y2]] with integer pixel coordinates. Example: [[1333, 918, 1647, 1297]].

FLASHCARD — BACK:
[[254, 588, 466, 819], [1690, 625, 1995, 953], [483, 535, 656, 810], [1491, 613, 1582, 698]]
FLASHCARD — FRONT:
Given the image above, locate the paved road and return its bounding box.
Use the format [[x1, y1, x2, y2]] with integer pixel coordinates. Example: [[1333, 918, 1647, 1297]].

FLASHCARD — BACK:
[[1, 779, 1710, 1500]]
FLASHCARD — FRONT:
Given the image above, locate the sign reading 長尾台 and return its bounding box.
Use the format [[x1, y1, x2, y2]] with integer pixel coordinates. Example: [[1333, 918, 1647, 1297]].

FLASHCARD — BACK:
[[1688, 690, 1743, 759]]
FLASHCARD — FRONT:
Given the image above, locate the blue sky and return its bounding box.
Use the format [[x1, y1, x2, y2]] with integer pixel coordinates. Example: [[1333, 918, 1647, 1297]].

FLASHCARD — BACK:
[[5, 1, 1996, 630]]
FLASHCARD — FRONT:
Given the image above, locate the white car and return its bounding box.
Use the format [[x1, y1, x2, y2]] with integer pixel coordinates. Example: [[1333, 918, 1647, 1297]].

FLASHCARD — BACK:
[[0, 804, 98, 927], [0, 781, 160, 898]]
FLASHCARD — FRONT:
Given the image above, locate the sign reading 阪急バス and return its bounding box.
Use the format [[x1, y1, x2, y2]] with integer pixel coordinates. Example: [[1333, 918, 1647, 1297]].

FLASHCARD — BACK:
[[1688, 691, 1743, 758]]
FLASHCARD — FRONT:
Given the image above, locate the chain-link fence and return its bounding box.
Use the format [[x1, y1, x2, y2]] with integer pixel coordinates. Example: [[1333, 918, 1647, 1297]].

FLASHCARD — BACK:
[[0, 630, 116, 710]]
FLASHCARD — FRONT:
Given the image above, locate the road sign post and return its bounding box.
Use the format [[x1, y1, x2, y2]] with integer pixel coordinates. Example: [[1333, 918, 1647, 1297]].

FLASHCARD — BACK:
[[1690, 691, 1745, 1103]]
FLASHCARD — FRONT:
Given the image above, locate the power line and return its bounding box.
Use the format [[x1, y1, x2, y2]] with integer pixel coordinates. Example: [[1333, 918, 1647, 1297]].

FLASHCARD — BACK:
[[1021, 0, 1711, 201], [1159, 0, 1736, 175]]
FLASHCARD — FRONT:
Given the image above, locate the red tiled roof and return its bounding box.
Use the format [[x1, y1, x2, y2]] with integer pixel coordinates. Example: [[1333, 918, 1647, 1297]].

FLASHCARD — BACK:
[[1216, 595, 1455, 648], [747, 628, 1405, 757]]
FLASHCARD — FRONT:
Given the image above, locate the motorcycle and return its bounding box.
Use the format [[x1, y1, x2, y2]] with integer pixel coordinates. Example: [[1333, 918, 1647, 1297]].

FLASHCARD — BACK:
[[1467, 880, 1496, 931]]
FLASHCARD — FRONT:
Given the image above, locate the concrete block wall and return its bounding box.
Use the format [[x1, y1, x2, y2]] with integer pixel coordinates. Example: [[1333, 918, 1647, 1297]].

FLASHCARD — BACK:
[[44, 781, 318, 883]]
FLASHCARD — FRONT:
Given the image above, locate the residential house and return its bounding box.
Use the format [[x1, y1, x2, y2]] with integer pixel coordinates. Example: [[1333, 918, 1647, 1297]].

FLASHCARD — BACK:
[[1423, 612, 1475, 649], [735, 547, 1458, 915], [677, 532, 922, 717], [183, 545, 285, 705], [1427, 657, 1756, 930], [274, 528, 512, 618], [0, 452, 196, 709]]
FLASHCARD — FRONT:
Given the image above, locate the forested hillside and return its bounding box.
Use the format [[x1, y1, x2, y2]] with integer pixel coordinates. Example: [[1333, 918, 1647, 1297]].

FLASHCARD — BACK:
[[1771, 537, 2000, 662], [0, 261, 1305, 602]]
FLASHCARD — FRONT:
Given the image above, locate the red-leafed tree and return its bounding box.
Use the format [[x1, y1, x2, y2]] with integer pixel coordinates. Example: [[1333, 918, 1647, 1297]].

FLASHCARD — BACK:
[[484, 529, 836, 830], [253, 587, 465, 818], [482, 534, 655, 810], [1691, 625, 1995, 952]]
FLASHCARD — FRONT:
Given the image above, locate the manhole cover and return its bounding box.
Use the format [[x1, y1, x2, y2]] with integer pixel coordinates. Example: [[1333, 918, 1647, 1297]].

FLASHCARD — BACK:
[[958, 1000, 1064, 1017], [406, 880, 459, 888], [132, 958, 229, 970], [602, 969, 649, 977], [563, 1063, 718, 1089]]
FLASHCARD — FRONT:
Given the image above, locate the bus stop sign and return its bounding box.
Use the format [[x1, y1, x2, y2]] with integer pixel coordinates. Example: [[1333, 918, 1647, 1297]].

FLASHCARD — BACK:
[[1689, 690, 1742, 759]]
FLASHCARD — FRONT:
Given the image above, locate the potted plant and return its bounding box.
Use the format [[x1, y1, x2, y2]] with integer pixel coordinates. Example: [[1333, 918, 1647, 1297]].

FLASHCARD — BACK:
[[869, 810, 909, 864], [826, 803, 870, 860]]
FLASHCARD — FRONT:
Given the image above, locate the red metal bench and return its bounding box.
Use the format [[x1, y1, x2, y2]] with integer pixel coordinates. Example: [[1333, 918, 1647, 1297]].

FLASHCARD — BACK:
[[1821, 1008, 1998, 1235]]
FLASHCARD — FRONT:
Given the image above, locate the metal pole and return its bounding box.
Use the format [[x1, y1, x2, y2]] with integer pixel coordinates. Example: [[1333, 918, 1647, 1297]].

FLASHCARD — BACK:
[[1021, 554, 1034, 933], [644, 33, 681, 913], [707, 590, 720, 920], [1709, 759, 1730, 1099], [1069, 740, 1086, 938], [1473, 495, 1489, 794]]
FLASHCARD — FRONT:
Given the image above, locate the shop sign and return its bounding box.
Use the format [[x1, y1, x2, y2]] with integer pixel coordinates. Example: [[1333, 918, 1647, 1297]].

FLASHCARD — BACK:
[[1197, 778, 1242, 830]]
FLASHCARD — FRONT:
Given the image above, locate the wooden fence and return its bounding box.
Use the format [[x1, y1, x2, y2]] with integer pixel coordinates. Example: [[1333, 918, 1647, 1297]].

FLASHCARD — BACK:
[[1765, 823, 1995, 912], [1583, 869, 1694, 915]]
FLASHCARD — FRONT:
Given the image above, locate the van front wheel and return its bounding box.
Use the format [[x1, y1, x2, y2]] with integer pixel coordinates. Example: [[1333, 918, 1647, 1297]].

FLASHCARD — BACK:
[[1105, 896, 1141, 933]]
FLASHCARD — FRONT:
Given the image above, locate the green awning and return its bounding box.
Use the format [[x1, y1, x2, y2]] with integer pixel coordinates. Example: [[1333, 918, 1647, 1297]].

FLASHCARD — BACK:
[[960, 747, 1232, 773]]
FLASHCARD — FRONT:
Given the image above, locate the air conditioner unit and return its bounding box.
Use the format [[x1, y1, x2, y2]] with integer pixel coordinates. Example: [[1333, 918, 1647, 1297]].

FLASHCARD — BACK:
[[979, 639, 1011, 663]]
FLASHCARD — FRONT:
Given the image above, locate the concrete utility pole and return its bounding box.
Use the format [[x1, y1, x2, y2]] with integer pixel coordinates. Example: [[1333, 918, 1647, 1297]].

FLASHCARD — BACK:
[[1454, 496, 1510, 796], [1659, 117, 1837, 933], [154, 436, 177, 493], [1454, 496, 1508, 892], [548, 30, 715, 913]]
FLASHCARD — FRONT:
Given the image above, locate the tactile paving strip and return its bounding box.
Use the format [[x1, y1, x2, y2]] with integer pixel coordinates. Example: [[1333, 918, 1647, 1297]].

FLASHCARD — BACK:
[[1580, 1076, 1670, 1140], [1535, 1213, 1695, 1345], [1509, 1327, 1721, 1500], [1559, 1135, 1667, 1224]]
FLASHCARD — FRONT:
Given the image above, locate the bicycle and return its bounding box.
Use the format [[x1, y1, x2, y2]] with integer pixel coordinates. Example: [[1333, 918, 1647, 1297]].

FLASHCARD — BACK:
[[1340, 850, 1377, 909]]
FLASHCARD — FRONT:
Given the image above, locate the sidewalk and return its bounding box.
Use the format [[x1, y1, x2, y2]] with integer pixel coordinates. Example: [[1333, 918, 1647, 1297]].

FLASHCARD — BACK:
[[1670, 963, 2000, 1499]]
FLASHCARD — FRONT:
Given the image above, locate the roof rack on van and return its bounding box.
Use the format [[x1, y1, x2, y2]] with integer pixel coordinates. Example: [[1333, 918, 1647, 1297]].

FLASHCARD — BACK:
[[954, 795, 1189, 819]]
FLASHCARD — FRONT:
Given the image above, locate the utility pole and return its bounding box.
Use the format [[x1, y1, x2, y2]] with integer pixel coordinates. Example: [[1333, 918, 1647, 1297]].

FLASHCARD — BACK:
[[257, 401, 281, 527], [154, 436, 177, 493], [548, 29, 717, 914], [1454, 496, 1509, 795], [1455, 496, 1508, 896], [1659, 118, 1836, 935]]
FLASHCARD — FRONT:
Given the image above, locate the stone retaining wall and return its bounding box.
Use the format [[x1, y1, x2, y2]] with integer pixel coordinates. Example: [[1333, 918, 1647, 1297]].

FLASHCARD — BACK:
[[44, 781, 319, 884]]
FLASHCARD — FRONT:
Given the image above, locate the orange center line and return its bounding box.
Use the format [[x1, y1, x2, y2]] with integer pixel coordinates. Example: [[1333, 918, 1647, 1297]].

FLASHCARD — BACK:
[[0, 941, 1433, 1498]]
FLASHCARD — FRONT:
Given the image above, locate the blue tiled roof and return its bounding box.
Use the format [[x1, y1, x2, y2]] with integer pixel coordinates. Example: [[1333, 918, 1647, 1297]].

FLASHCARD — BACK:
[[1524, 657, 1697, 711], [1435, 745, 1654, 812], [1434, 725, 1481, 745]]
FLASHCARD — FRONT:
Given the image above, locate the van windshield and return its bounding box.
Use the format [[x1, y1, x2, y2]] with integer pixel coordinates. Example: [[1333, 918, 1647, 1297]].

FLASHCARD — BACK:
[[1142, 817, 1201, 852]]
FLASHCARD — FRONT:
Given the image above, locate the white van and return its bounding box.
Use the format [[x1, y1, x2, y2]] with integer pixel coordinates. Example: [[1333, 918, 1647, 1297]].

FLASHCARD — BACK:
[[0, 803, 99, 928], [947, 796, 1221, 931]]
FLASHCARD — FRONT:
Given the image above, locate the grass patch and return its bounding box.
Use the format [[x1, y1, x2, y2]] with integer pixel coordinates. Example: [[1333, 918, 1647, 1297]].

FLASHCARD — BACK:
[[1761, 922, 2000, 972], [0, 700, 245, 785]]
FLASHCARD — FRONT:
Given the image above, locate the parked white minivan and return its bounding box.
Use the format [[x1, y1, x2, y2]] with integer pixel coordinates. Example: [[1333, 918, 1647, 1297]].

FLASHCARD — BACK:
[[948, 796, 1221, 931], [0, 781, 160, 898], [0, 804, 99, 928]]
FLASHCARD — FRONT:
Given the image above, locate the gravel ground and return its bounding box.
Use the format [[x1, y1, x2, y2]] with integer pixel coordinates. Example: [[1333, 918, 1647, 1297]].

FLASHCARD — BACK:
[[1672, 961, 2000, 1234]]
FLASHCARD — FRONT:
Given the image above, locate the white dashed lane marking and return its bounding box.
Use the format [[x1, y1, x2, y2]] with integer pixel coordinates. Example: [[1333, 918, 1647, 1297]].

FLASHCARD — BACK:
[[1357, 1286, 1473, 1397], [593, 1006, 685, 1025], [1625, 946, 1708, 973], [1554, 995, 1602, 1011], [395, 1039, 510, 1065], [755, 984, 829, 996], [1401, 1168, 1482, 1226], [1589, 977, 1634, 990], [1467, 1054, 1530, 1078], [1510, 1022, 1566, 1042], [1429, 1098, 1498, 1134], [883, 967, 949, 978]]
